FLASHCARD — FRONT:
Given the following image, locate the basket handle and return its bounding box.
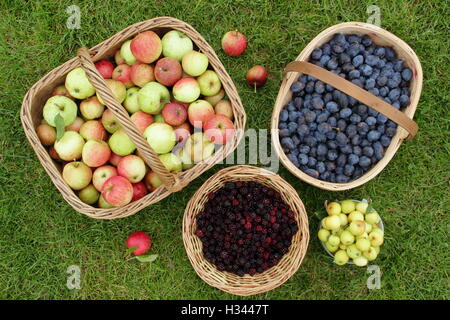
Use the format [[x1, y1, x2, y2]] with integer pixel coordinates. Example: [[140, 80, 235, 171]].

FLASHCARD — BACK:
[[283, 61, 418, 140], [76, 47, 181, 190]]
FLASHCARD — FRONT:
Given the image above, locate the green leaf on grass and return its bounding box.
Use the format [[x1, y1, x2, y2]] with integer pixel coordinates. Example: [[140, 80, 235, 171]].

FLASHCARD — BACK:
[[136, 254, 158, 263], [125, 246, 137, 257], [54, 114, 65, 141]]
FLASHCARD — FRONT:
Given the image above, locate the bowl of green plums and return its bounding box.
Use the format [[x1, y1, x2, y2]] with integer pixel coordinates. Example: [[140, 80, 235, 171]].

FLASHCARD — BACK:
[[318, 199, 384, 266]]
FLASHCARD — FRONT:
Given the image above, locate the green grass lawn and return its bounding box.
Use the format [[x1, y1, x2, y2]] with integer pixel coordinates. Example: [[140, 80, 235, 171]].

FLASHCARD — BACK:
[[0, 0, 448, 299]]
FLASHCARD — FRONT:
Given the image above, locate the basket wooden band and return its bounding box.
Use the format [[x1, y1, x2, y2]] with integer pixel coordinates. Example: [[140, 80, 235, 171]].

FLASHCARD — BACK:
[[284, 61, 418, 140], [76, 47, 177, 188]]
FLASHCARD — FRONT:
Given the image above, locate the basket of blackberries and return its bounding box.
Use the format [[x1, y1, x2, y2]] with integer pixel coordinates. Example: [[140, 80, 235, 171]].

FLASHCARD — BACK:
[[272, 22, 422, 191], [183, 165, 309, 296]]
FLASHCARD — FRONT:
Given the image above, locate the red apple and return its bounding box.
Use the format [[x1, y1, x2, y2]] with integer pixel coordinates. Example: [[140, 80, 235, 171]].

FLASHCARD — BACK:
[[130, 111, 154, 133], [115, 50, 126, 65], [174, 122, 192, 144], [36, 124, 56, 146], [246, 65, 268, 88], [144, 170, 163, 191], [79, 120, 108, 141], [82, 140, 111, 168], [214, 100, 233, 120], [65, 117, 85, 133], [204, 114, 235, 145], [109, 153, 123, 167], [95, 59, 114, 79], [51, 85, 74, 100], [131, 182, 148, 201], [93, 165, 118, 191], [49, 146, 61, 161], [126, 231, 151, 256], [162, 102, 187, 126], [112, 64, 133, 88], [154, 57, 182, 86], [101, 175, 133, 207], [188, 100, 215, 128], [130, 31, 162, 64], [130, 63, 155, 87], [221, 30, 247, 56], [117, 155, 146, 183]]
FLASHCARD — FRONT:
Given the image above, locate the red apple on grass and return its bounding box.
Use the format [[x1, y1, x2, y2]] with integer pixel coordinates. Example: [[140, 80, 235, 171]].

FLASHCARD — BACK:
[[154, 57, 182, 86], [63, 161, 92, 190], [188, 100, 215, 128], [204, 114, 235, 145], [172, 78, 201, 103], [36, 124, 56, 146], [132, 182, 148, 201], [95, 60, 114, 79], [246, 65, 268, 88], [65, 117, 85, 132], [82, 140, 111, 168], [117, 155, 146, 183], [144, 170, 163, 191], [79, 120, 107, 141], [162, 102, 187, 126], [130, 111, 154, 133], [80, 96, 104, 120], [51, 85, 74, 100], [126, 231, 151, 256], [93, 165, 118, 191], [112, 64, 133, 88], [130, 63, 155, 88], [131, 31, 162, 64], [221, 30, 247, 56], [214, 100, 233, 120], [101, 175, 133, 207], [109, 153, 123, 167]]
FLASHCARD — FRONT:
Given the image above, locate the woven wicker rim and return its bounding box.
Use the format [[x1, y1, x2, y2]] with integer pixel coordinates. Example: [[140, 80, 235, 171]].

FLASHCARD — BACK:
[[271, 22, 423, 191], [20, 17, 246, 219], [183, 165, 309, 296]]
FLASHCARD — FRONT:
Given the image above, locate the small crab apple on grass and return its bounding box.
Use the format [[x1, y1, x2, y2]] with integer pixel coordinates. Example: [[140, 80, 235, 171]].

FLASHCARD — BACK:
[[125, 231, 158, 263], [221, 30, 247, 56], [246, 65, 268, 92]]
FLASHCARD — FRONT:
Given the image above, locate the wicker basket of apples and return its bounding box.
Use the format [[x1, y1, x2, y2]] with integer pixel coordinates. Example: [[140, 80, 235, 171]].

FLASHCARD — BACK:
[[20, 17, 246, 219], [272, 22, 422, 191]]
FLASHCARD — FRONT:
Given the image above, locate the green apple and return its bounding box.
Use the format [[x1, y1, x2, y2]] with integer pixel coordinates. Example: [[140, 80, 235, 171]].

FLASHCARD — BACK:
[[328, 235, 340, 247], [62, 161, 92, 190], [339, 244, 347, 250], [120, 40, 137, 65], [365, 222, 373, 233], [334, 250, 349, 265], [54, 131, 85, 161], [353, 256, 368, 267], [197, 70, 221, 96], [183, 132, 215, 163], [346, 244, 362, 260], [138, 82, 170, 114], [143, 123, 176, 154], [340, 230, 355, 246], [124, 87, 140, 113], [363, 247, 378, 261], [355, 238, 371, 252], [101, 109, 121, 134], [369, 229, 384, 247], [341, 200, 356, 214], [172, 78, 201, 103], [98, 194, 115, 208], [204, 88, 225, 106], [356, 201, 369, 213], [338, 213, 348, 226], [326, 202, 341, 215], [108, 128, 136, 156], [43, 96, 78, 127], [65, 67, 96, 99], [182, 50, 209, 77], [161, 30, 193, 61], [325, 241, 339, 253], [365, 211, 380, 225], [159, 153, 182, 173], [349, 220, 366, 236], [318, 229, 330, 242], [78, 184, 100, 205], [323, 215, 341, 231], [348, 211, 364, 222]]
